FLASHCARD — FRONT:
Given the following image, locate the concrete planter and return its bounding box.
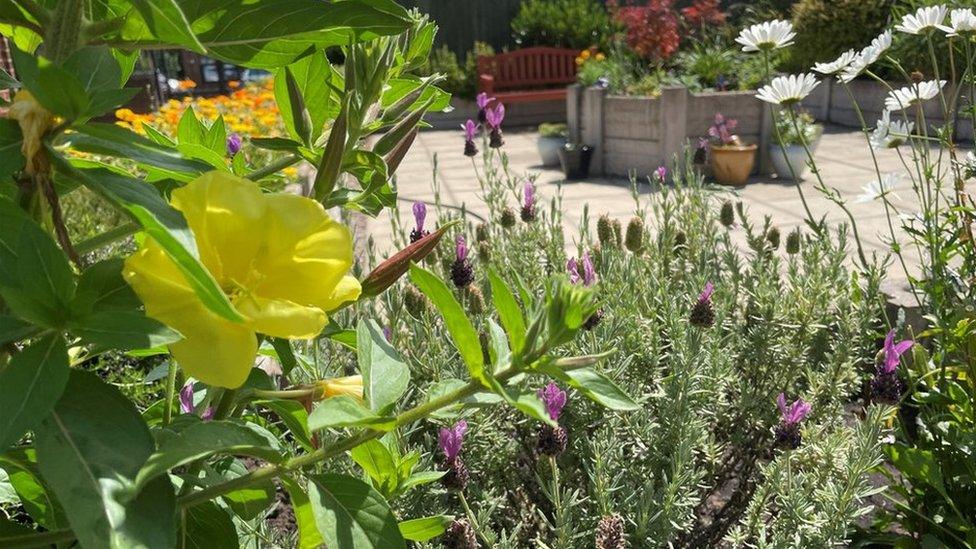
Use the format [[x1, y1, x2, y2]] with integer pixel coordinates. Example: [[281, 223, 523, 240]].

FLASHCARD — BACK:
[[537, 136, 566, 167], [567, 84, 768, 178]]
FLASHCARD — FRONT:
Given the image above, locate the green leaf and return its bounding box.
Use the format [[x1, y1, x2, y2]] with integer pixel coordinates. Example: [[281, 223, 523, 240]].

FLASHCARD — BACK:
[[544, 367, 639, 411], [409, 264, 487, 386], [269, 337, 299, 377], [257, 398, 314, 452], [180, 501, 239, 549], [68, 310, 181, 350], [0, 65, 19, 90], [86, 87, 142, 118], [0, 450, 67, 530], [251, 137, 302, 152], [398, 470, 445, 493], [275, 52, 332, 143], [886, 445, 949, 500], [61, 123, 212, 178], [48, 159, 244, 323], [71, 258, 142, 316], [281, 476, 325, 549], [485, 377, 556, 426], [0, 335, 68, 452], [349, 439, 397, 492], [488, 268, 527, 355], [0, 315, 35, 346], [307, 395, 395, 432], [34, 371, 177, 549], [129, 0, 205, 53], [357, 319, 410, 412], [133, 419, 283, 493], [62, 47, 122, 93], [0, 119, 24, 185], [31, 60, 89, 120], [307, 473, 406, 549], [177, 108, 207, 147], [398, 515, 452, 542]]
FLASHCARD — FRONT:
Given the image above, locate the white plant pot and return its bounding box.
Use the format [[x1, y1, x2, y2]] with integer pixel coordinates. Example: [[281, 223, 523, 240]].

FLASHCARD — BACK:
[[770, 142, 817, 181], [537, 136, 566, 167]]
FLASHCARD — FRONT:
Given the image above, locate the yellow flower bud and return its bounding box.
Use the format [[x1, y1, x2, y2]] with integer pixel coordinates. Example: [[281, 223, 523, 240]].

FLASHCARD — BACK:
[[8, 90, 54, 175], [316, 375, 364, 401]]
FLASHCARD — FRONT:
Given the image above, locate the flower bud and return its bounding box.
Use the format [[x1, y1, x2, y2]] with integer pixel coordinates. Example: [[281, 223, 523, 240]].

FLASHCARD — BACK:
[[786, 228, 801, 255], [475, 223, 490, 242], [766, 227, 781, 250], [476, 241, 491, 263], [315, 375, 364, 401], [596, 514, 626, 549], [360, 222, 454, 298], [597, 214, 615, 248], [500, 207, 517, 228], [624, 217, 644, 253], [443, 519, 478, 549], [720, 200, 735, 227], [910, 70, 924, 84], [403, 284, 430, 318], [612, 219, 623, 248], [466, 285, 486, 315]]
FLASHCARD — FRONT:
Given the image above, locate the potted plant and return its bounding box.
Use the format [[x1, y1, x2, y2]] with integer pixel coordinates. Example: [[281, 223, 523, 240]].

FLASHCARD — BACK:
[[537, 123, 568, 167], [707, 113, 756, 186], [558, 142, 594, 180], [770, 110, 822, 181]]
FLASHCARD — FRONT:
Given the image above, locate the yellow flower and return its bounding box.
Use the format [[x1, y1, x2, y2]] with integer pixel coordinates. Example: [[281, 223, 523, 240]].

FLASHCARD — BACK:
[[8, 90, 54, 175], [123, 172, 361, 388], [315, 375, 364, 401], [595, 53, 606, 61], [580, 49, 591, 59]]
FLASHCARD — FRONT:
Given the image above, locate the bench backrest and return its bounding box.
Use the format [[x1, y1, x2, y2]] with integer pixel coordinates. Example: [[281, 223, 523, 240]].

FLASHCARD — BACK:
[[477, 47, 578, 90]]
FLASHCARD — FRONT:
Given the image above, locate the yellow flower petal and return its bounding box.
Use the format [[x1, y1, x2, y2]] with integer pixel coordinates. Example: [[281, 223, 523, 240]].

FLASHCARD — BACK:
[[317, 375, 364, 401], [123, 242, 257, 388], [321, 274, 362, 312], [235, 295, 325, 339]]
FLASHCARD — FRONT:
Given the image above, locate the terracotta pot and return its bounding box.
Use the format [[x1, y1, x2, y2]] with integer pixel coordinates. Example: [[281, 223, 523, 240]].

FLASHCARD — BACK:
[[709, 144, 757, 186]]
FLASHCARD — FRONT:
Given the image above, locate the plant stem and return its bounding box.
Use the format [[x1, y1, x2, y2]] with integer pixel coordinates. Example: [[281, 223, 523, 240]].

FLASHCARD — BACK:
[[457, 491, 492, 547], [75, 223, 138, 256], [162, 360, 178, 427], [246, 154, 301, 181]]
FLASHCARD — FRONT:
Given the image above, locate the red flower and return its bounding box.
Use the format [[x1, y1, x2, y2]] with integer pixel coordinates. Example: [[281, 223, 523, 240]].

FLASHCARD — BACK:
[[609, 0, 681, 62], [681, 0, 726, 27]]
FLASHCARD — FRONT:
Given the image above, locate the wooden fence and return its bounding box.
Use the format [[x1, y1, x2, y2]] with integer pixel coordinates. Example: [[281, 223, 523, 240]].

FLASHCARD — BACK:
[[399, 0, 525, 56]]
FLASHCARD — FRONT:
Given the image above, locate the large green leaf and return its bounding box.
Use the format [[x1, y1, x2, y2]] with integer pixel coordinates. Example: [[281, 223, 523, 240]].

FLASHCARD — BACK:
[[307, 395, 395, 432], [133, 419, 283, 493], [0, 450, 66, 530], [0, 315, 36, 346], [487, 268, 527, 355], [349, 439, 397, 493], [62, 47, 123, 93], [34, 371, 177, 549], [357, 319, 409, 413], [274, 52, 333, 143], [32, 59, 89, 120], [180, 500, 239, 549], [0, 119, 24, 186], [281, 476, 325, 549], [398, 515, 452, 542], [129, 0, 205, 53], [49, 158, 244, 323], [70, 258, 143, 316], [61, 123, 212, 178], [307, 473, 406, 549], [543, 367, 639, 411], [0, 335, 68, 452], [68, 310, 181, 350], [409, 264, 487, 386]]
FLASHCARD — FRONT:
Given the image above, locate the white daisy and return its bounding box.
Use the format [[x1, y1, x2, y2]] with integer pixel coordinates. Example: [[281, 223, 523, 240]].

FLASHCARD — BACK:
[[937, 8, 976, 36], [756, 73, 820, 105], [813, 50, 856, 75], [857, 173, 903, 203], [736, 20, 796, 52], [884, 80, 946, 111], [963, 151, 976, 178], [895, 5, 949, 34], [838, 32, 892, 83], [869, 110, 915, 150]]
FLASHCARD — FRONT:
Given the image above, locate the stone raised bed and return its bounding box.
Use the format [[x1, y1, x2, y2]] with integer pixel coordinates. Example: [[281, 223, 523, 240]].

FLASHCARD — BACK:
[[566, 84, 768, 178], [801, 79, 973, 141]]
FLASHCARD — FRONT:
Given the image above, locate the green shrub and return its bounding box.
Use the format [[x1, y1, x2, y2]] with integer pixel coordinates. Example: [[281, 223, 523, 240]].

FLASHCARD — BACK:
[[416, 42, 494, 99], [787, 0, 893, 72], [675, 42, 743, 90], [538, 123, 568, 138], [511, 0, 617, 51]]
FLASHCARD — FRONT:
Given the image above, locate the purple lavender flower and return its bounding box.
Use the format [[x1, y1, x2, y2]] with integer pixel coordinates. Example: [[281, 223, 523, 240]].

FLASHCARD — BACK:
[[226, 133, 242, 156], [485, 103, 505, 148], [409, 202, 429, 243], [520, 181, 536, 222], [774, 393, 811, 449], [881, 329, 913, 375], [581, 252, 597, 286], [538, 382, 567, 421], [537, 383, 569, 456], [439, 420, 470, 490], [462, 119, 479, 157], [654, 166, 668, 183], [476, 92, 495, 124], [694, 137, 709, 164], [383, 325, 393, 342], [567, 257, 581, 285], [179, 381, 214, 420], [777, 393, 812, 426], [689, 282, 715, 328], [451, 235, 474, 288]]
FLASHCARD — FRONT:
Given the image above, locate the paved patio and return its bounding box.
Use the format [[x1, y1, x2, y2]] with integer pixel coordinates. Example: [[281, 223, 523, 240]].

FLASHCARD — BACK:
[[361, 124, 971, 284]]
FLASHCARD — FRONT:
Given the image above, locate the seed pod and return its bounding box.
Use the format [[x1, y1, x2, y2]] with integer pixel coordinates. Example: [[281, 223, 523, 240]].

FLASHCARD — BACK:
[[766, 227, 781, 250], [720, 200, 735, 227], [597, 214, 615, 248], [466, 285, 486, 315], [624, 217, 644, 254], [500, 207, 517, 228], [786, 228, 801, 255], [596, 514, 626, 549], [403, 285, 430, 318], [475, 223, 490, 242], [612, 219, 623, 248]]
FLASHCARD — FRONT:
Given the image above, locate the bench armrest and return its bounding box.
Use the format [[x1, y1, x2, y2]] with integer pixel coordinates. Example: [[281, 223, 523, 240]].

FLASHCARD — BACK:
[[478, 74, 494, 96]]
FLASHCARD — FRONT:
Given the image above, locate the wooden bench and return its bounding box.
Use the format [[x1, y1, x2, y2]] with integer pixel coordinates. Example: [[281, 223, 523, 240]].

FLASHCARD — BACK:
[[477, 47, 579, 104]]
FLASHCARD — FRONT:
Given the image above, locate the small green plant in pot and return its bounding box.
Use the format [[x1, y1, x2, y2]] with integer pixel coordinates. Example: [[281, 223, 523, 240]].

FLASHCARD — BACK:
[[771, 109, 822, 181], [537, 123, 568, 167]]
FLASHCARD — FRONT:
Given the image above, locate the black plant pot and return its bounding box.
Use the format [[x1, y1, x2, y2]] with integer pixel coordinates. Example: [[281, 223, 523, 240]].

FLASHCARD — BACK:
[[558, 145, 593, 180]]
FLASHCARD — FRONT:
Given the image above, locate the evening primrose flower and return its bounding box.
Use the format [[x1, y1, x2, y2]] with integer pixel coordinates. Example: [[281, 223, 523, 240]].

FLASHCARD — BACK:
[[812, 49, 856, 76], [124, 172, 361, 388], [756, 74, 819, 106], [884, 80, 946, 111], [895, 5, 948, 34], [735, 20, 795, 52], [8, 90, 54, 175], [937, 8, 976, 36]]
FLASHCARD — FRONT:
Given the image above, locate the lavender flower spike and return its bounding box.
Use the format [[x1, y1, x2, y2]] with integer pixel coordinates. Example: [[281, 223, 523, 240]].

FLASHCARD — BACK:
[[521, 181, 536, 221], [226, 133, 242, 156], [476, 92, 494, 111], [439, 419, 468, 462], [699, 282, 714, 303], [410, 202, 428, 243], [455, 235, 468, 261], [538, 382, 567, 421], [581, 252, 597, 286], [776, 393, 812, 426], [485, 103, 505, 130], [881, 329, 913, 375], [462, 119, 479, 157], [654, 166, 667, 182], [567, 257, 581, 285]]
